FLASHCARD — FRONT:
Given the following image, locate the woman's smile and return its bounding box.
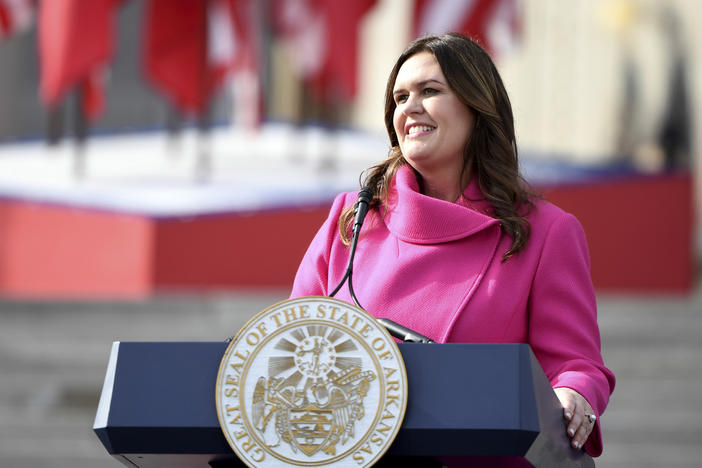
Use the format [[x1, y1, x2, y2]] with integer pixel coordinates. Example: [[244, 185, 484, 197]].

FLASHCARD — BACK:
[[405, 123, 436, 138]]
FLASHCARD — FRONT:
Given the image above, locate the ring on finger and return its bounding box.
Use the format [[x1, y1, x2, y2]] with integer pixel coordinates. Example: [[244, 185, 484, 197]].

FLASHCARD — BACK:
[[585, 413, 596, 424]]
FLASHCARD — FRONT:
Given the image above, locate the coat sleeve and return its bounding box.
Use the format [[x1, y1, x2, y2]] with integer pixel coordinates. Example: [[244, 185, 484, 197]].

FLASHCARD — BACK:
[[527, 212, 616, 457], [290, 192, 350, 298]]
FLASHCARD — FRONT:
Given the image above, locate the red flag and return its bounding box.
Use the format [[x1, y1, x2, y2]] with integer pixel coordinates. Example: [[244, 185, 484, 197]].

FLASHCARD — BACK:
[[37, 0, 120, 120], [318, 0, 376, 100], [274, 0, 377, 102], [413, 0, 521, 57], [144, 0, 230, 117], [0, 0, 33, 40], [144, 0, 262, 123]]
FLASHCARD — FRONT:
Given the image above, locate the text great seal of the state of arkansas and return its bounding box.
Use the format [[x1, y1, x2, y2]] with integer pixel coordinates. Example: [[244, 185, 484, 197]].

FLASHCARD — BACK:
[[215, 296, 408, 467]]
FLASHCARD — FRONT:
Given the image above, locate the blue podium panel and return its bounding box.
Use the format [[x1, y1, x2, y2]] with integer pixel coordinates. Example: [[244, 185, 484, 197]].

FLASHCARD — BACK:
[[94, 342, 593, 467], [387, 343, 538, 456]]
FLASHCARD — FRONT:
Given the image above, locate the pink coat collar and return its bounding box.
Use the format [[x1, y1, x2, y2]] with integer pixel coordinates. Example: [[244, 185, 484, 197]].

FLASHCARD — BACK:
[[384, 165, 499, 244]]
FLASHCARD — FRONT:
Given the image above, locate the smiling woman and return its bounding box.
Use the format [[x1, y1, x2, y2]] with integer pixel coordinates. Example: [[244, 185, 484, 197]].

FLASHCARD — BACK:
[[290, 33, 615, 466]]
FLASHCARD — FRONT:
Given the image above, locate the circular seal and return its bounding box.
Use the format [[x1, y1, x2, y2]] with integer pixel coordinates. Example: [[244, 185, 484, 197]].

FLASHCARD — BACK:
[[215, 297, 408, 467]]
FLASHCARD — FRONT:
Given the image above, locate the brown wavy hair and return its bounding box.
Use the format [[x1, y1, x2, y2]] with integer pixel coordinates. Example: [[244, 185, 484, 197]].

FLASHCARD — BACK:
[[340, 33, 535, 260]]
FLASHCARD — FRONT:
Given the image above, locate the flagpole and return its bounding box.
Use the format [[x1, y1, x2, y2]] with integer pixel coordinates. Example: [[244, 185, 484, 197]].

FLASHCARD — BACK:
[[73, 88, 88, 180]]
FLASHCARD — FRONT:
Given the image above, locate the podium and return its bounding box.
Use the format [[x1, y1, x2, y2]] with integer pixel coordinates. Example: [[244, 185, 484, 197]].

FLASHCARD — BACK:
[[94, 342, 594, 467]]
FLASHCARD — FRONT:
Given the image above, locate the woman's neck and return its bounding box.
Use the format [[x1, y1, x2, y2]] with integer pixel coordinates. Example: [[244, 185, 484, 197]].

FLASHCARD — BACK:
[[418, 166, 472, 202], [422, 181, 460, 201]]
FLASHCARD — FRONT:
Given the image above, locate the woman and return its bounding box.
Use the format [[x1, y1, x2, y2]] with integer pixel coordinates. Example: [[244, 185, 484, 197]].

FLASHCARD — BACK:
[[291, 33, 615, 461]]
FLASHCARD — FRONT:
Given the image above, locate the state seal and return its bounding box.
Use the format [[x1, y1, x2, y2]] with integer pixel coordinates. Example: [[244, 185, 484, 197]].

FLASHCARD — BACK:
[[215, 297, 408, 467]]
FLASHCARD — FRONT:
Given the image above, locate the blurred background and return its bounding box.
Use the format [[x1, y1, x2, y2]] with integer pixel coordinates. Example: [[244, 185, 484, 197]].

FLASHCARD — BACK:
[[0, 0, 700, 467]]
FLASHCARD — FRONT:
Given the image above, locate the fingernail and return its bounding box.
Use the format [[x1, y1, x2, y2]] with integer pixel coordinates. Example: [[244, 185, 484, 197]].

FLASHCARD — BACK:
[[568, 428, 575, 437], [574, 442, 581, 449], [565, 411, 572, 419]]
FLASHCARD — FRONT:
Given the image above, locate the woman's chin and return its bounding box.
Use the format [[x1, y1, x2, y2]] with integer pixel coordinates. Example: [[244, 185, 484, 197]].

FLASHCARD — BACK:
[[403, 151, 433, 167], [404, 155, 445, 175]]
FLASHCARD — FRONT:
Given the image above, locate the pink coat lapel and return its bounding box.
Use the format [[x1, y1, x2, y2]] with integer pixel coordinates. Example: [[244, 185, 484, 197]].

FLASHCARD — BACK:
[[338, 165, 502, 342]]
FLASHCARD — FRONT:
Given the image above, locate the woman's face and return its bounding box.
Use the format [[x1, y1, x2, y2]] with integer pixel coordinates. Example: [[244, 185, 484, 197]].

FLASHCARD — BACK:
[[392, 52, 475, 184]]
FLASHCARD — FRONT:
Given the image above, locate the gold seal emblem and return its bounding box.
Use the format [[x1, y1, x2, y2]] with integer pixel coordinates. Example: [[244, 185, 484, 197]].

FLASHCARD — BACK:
[[215, 297, 408, 467]]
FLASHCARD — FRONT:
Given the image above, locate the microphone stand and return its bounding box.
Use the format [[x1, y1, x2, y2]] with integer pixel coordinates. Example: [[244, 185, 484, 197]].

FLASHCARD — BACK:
[[329, 187, 372, 310]]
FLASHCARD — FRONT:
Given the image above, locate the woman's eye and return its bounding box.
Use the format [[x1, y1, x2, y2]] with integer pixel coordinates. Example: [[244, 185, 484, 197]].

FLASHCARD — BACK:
[[424, 87, 438, 95], [395, 94, 408, 104]]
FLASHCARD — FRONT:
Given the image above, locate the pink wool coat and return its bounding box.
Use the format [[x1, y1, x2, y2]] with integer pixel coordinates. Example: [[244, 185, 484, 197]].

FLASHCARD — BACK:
[[291, 164, 616, 457]]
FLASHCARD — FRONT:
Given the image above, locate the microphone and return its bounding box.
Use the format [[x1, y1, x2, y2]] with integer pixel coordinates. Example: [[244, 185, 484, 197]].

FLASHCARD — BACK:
[[377, 318, 435, 343], [353, 186, 373, 235], [329, 186, 375, 308]]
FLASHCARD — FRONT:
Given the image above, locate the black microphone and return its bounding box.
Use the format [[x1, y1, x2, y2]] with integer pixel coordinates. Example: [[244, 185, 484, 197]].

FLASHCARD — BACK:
[[353, 186, 373, 235], [377, 318, 435, 343]]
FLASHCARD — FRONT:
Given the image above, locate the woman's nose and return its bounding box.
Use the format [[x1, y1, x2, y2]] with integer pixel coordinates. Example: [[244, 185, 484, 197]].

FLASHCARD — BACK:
[[402, 93, 423, 115]]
